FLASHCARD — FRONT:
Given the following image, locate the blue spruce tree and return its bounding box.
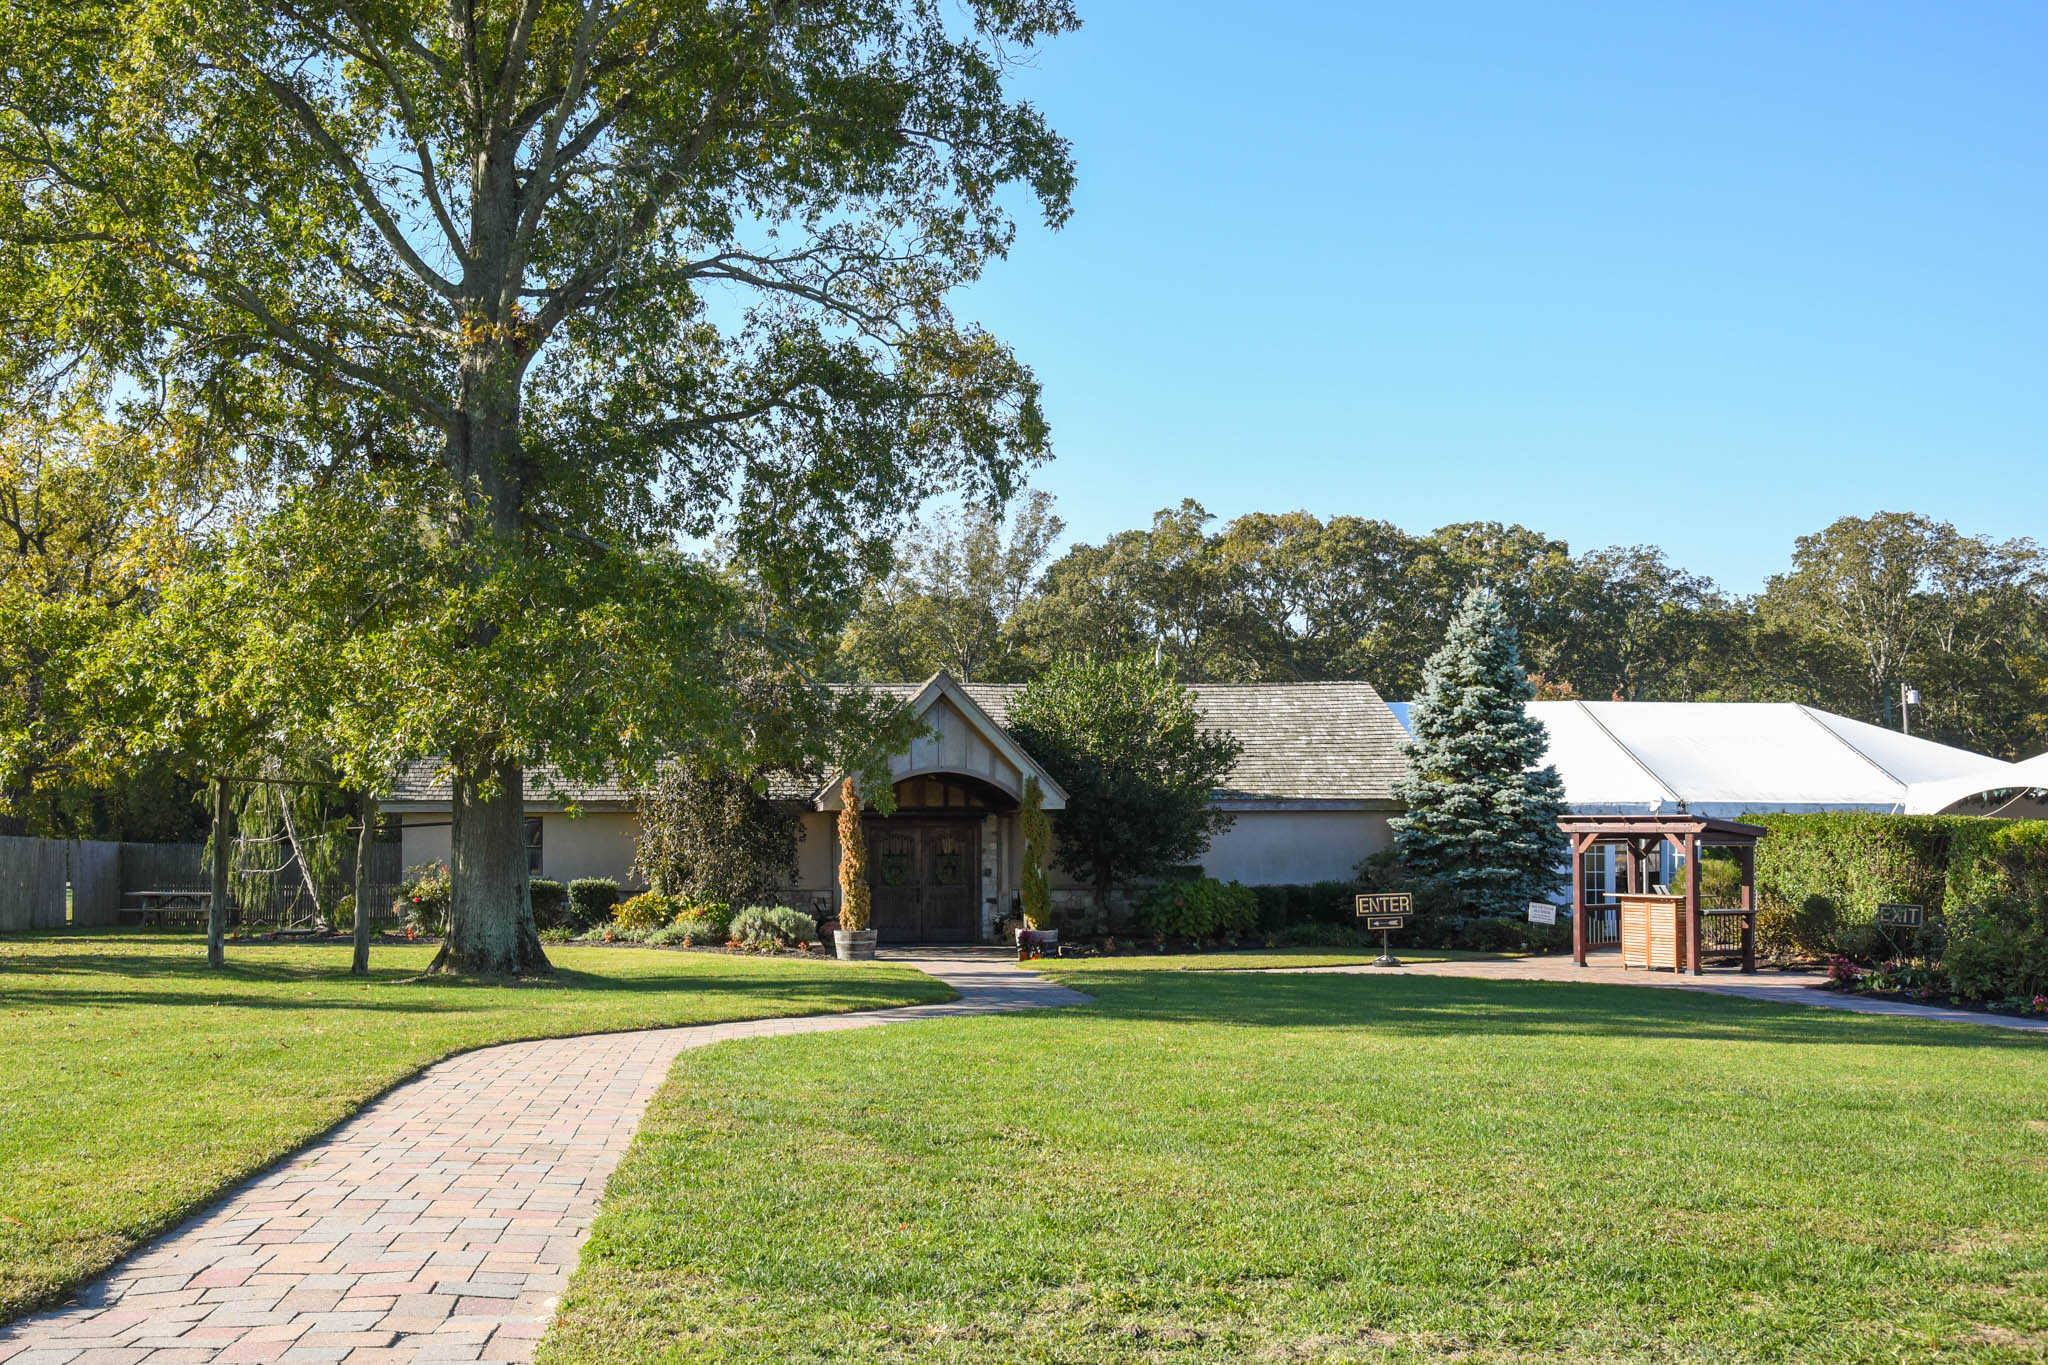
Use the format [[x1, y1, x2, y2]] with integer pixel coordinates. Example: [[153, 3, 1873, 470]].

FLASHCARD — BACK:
[[1392, 587, 1568, 916]]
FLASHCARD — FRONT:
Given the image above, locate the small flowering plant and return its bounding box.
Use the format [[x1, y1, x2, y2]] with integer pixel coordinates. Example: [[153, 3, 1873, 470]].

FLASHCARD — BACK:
[[2033, 995, 2048, 1016], [1826, 956, 1863, 988], [397, 862, 451, 937]]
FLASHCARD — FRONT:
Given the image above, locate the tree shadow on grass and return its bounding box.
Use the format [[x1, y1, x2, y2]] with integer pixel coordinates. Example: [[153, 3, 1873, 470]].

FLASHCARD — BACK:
[[1045, 970, 2048, 1054], [0, 939, 952, 1015]]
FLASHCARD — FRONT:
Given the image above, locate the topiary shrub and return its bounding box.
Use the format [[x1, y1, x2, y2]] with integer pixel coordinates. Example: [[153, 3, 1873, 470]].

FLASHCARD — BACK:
[[1134, 877, 1258, 942], [730, 904, 818, 947], [1020, 774, 1052, 930], [837, 778, 871, 933], [568, 878, 620, 928], [529, 878, 567, 930]]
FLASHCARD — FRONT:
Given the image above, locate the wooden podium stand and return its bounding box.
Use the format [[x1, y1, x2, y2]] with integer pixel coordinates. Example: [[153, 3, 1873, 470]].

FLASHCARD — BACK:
[[1617, 893, 1688, 971]]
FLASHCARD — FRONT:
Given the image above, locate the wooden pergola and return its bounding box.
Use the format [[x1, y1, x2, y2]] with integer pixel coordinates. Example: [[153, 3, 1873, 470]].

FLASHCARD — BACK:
[[1561, 813, 1768, 975]]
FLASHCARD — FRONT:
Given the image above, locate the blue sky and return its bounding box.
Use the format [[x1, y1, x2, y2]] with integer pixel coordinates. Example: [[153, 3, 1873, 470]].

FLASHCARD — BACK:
[[954, 1, 2048, 593]]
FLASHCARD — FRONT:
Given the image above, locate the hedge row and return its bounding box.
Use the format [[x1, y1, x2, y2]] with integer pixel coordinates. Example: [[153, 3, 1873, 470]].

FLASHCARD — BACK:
[[1743, 812, 2048, 999], [1743, 812, 2048, 922]]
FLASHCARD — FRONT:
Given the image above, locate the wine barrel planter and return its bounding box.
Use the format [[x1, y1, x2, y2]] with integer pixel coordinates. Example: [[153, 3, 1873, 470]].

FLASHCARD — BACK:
[[834, 928, 878, 961]]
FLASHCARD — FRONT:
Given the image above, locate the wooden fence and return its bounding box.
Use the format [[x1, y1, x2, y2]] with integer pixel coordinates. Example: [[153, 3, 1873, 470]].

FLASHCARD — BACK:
[[0, 837, 405, 930], [0, 837, 70, 931]]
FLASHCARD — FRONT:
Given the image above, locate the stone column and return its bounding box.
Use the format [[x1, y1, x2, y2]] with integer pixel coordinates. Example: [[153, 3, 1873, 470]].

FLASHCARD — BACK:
[[980, 813, 1003, 941]]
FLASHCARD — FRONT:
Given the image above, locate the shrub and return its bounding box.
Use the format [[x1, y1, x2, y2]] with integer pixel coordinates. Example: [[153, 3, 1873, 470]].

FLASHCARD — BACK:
[[1248, 881, 1361, 931], [1697, 853, 1743, 907], [578, 920, 653, 943], [538, 925, 575, 944], [668, 915, 727, 944], [644, 923, 691, 947], [634, 763, 801, 908], [730, 904, 818, 946], [530, 878, 566, 929], [396, 863, 450, 936], [678, 902, 733, 940], [330, 894, 356, 932], [1945, 900, 2048, 1001], [1134, 878, 1259, 942], [1444, 914, 1570, 954], [1792, 894, 1841, 957], [569, 878, 620, 928], [1270, 921, 1370, 949], [614, 891, 682, 931]]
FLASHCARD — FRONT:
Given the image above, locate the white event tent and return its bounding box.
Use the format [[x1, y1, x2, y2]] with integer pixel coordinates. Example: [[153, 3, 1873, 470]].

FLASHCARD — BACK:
[[1389, 700, 2036, 819]]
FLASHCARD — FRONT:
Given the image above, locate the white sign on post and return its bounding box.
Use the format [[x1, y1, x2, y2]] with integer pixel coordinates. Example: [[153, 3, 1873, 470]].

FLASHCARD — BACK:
[[1526, 901, 1557, 925]]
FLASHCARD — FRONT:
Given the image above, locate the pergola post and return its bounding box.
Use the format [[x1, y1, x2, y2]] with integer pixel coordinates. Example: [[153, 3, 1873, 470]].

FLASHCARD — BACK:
[[1571, 833, 1589, 967], [1737, 843, 1757, 974], [1684, 832, 1703, 976]]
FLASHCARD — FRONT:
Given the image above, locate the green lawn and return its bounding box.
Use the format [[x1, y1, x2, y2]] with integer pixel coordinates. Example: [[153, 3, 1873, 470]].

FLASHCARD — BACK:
[[1091, 947, 1479, 971], [544, 960, 2048, 1364], [0, 932, 953, 1322]]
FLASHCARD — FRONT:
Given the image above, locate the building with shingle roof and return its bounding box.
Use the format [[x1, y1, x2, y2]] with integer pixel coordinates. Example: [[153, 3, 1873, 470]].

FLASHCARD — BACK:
[[386, 672, 1410, 941]]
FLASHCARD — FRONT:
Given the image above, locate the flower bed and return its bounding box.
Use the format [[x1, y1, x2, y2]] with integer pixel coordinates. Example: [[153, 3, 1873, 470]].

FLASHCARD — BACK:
[[1822, 956, 2048, 1019]]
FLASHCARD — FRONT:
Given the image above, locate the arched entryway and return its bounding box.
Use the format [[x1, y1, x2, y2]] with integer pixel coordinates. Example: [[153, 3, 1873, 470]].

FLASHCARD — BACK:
[[866, 774, 1014, 943]]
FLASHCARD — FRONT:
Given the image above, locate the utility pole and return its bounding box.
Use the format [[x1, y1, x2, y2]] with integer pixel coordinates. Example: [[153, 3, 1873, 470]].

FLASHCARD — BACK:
[[1899, 682, 1920, 736]]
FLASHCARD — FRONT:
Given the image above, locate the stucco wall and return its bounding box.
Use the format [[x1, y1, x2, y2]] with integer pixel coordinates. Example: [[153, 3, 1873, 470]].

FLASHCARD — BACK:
[[1196, 808, 1394, 885], [399, 812, 643, 887], [396, 804, 1393, 925], [399, 816, 451, 874]]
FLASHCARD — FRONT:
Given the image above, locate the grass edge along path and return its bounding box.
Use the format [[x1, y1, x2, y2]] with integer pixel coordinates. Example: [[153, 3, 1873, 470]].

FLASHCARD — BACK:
[[542, 960, 2048, 1365], [0, 932, 955, 1324]]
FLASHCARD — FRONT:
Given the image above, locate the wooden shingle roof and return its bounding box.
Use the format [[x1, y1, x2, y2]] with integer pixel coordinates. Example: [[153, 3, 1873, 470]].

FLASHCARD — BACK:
[[385, 680, 1408, 809], [938, 681, 1406, 804]]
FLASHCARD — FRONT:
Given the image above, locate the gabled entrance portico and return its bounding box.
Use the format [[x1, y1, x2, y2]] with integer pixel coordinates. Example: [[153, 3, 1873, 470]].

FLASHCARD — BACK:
[[814, 673, 1067, 943]]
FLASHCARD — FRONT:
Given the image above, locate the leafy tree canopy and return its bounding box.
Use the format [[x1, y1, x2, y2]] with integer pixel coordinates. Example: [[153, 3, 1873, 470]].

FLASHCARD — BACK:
[[0, 0, 1078, 969], [838, 488, 1063, 682], [0, 407, 212, 835], [1005, 655, 1241, 908]]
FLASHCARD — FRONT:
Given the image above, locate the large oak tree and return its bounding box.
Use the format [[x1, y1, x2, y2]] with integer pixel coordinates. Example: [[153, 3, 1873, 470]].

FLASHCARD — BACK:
[[0, 0, 1077, 971]]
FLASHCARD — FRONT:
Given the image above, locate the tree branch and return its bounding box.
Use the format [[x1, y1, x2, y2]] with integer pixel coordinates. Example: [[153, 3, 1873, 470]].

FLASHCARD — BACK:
[[254, 72, 461, 300]]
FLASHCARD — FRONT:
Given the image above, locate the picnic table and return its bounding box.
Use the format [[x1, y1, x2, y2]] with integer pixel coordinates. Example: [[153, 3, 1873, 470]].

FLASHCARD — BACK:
[[117, 890, 214, 926]]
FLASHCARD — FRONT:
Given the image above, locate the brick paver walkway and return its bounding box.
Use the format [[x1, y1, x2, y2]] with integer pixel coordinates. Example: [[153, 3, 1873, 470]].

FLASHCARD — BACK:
[[0, 954, 1088, 1365], [1251, 953, 2048, 1033]]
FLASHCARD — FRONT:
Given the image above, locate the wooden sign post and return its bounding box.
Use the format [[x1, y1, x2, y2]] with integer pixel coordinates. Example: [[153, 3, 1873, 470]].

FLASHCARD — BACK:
[[1355, 892, 1412, 967]]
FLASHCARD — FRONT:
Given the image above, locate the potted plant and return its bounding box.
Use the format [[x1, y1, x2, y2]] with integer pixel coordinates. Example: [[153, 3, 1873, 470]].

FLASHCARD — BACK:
[[1017, 775, 1057, 956], [834, 778, 877, 960]]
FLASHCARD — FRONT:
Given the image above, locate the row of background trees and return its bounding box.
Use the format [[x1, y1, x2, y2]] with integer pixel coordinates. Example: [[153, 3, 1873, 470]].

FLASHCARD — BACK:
[[8, 458, 2043, 859], [834, 494, 2048, 761]]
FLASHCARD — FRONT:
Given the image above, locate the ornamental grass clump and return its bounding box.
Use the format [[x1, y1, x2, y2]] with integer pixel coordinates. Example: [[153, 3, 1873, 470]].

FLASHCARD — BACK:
[[837, 778, 872, 933]]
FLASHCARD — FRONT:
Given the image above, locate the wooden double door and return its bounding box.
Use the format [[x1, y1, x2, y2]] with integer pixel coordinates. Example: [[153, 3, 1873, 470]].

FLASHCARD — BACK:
[[865, 819, 981, 943]]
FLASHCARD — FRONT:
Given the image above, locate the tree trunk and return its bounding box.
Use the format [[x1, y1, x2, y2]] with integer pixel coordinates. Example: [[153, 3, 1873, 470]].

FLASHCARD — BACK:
[[429, 135, 545, 976], [431, 757, 549, 975], [208, 776, 229, 969], [351, 791, 375, 977]]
